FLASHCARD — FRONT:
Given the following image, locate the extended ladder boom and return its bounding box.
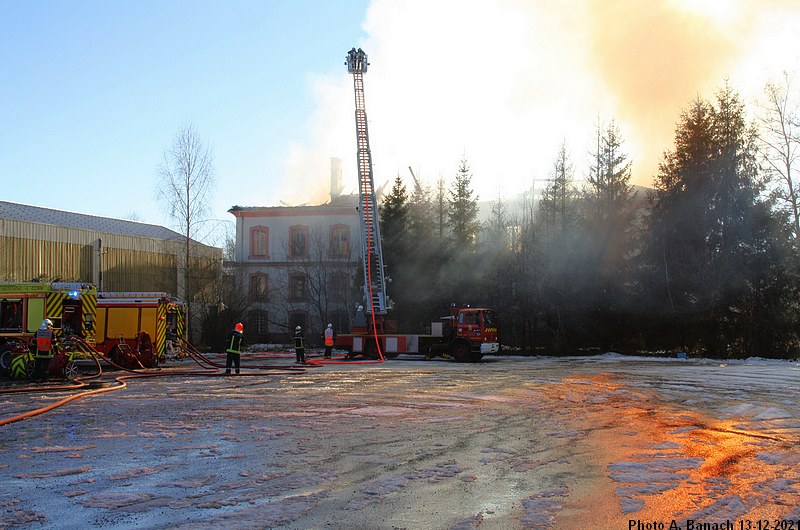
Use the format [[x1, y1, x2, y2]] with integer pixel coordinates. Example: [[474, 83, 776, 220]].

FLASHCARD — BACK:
[[346, 47, 388, 316]]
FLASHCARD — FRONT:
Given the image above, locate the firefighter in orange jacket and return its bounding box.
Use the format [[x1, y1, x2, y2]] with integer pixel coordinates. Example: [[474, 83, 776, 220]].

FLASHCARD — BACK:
[[323, 323, 335, 359], [33, 319, 55, 381], [224, 323, 244, 375]]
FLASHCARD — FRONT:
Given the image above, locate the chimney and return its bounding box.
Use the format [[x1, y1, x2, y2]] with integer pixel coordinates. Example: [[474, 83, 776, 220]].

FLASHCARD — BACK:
[[330, 157, 343, 199]]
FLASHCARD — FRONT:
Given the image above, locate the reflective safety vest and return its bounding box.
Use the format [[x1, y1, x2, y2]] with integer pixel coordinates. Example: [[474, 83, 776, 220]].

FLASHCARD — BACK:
[[35, 329, 54, 358], [294, 332, 304, 350], [226, 331, 243, 354], [324, 328, 334, 347]]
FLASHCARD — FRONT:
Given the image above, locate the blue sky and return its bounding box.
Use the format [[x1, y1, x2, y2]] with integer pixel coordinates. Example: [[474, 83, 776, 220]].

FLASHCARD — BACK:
[[2, 0, 800, 248], [1, 0, 369, 242]]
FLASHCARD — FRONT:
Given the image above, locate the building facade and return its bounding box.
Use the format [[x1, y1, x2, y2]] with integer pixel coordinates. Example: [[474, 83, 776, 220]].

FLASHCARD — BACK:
[[228, 194, 360, 345]]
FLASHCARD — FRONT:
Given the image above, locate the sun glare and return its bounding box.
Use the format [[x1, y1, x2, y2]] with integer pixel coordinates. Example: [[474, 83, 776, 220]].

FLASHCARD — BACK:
[[671, 0, 740, 24]]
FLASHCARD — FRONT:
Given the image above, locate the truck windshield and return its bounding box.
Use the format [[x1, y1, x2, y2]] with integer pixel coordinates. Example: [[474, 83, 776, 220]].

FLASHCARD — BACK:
[[482, 311, 495, 327]]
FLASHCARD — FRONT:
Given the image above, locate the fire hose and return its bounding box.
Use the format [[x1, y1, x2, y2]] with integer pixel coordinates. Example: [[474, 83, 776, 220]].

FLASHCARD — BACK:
[[0, 336, 309, 426]]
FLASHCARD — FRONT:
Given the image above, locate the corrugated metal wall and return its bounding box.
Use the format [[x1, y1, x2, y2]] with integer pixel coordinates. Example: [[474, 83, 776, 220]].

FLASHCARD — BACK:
[[0, 219, 220, 295]]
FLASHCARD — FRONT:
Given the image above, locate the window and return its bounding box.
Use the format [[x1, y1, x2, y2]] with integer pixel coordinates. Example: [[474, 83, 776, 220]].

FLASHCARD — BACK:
[[289, 312, 307, 334], [459, 311, 480, 326], [248, 310, 269, 337], [248, 273, 269, 302], [329, 272, 349, 303], [289, 273, 307, 302], [289, 225, 308, 259], [250, 226, 269, 259], [329, 224, 351, 259], [0, 300, 22, 332]]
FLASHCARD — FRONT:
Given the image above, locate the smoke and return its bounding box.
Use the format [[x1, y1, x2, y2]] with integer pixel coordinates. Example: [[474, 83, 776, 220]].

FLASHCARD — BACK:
[[278, 0, 800, 205]]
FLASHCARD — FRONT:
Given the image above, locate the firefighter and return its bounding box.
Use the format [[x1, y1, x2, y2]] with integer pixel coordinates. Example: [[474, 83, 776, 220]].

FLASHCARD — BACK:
[[294, 325, 306, 364], [323, 323, 335, 359], [33, 319, 55, 381], [224, 323, 244, 375]]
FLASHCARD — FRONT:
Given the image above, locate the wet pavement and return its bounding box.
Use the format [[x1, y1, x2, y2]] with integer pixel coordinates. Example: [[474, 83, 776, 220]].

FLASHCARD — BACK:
[[1, 353, 799, 529]]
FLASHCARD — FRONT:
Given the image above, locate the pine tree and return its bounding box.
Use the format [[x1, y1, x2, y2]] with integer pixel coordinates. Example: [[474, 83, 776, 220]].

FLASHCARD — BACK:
[[646, 83, 786, 356], [380, 174, 410, 271], [448, 159, 480, 248]]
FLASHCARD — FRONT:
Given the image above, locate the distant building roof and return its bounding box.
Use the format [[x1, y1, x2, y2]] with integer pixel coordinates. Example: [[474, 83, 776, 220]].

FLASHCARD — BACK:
[[0, 201, 185, 241]]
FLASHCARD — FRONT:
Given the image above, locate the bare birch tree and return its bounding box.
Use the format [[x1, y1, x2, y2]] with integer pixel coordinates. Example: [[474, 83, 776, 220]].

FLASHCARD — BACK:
[[758, 72, 800, 245], [156, 123, 215, 340]]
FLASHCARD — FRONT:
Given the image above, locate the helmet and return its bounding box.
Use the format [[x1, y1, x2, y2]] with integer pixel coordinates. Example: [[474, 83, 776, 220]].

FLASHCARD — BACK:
[[234, 323, 243, 332], [295, 325, 301, 331], [40, 319, 53, 330], [327, 323, 333, 329]]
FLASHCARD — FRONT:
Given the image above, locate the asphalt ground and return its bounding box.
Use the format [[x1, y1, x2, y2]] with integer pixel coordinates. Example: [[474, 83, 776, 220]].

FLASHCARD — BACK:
[[1, 352, 799, 529]]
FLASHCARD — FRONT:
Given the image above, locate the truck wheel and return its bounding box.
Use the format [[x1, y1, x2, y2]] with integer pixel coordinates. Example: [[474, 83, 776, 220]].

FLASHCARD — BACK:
[[0, 347, 12, 376], [451, 342, 470, 363], [63, 360, 78, 380]]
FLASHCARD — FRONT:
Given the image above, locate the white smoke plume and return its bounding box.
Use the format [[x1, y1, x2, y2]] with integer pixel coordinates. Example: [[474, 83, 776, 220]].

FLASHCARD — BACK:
[[278, 0, 800, 206]]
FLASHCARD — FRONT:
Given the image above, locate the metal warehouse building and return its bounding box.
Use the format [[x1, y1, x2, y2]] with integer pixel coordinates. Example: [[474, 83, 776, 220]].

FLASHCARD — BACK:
[[0, 201, 223, 306]]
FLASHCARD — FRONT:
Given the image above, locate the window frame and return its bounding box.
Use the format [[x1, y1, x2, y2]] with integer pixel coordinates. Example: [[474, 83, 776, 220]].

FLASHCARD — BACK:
[[248, 272, 269, 302], [288, 272, 308, 302], [328, 224, 351, 259], [249, 225, 270, 259], [289, 225, 309, 259]]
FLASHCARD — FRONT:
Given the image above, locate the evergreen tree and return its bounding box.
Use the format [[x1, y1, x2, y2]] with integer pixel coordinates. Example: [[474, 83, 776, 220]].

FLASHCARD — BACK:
[[434, 176, 448, 251], [539, 141, 579, 235], [448, 159, 480, 247], [378, 174, 411, 328], [646, 83, 790, 356], [380, 174, 410, 271], [582, 119, 637, 350]]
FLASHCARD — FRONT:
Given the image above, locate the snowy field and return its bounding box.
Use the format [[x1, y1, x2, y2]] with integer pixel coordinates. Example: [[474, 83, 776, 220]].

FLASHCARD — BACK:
[[1, 353, 799, 529]]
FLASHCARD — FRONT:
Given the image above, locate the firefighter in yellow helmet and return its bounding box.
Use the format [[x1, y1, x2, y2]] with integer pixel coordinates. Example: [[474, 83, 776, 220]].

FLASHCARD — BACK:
[[33, 319, 55, 381]]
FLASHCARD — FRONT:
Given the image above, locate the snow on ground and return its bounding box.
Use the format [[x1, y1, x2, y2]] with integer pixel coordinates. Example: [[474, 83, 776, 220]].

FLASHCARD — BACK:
[[0, 353, 799, 528]]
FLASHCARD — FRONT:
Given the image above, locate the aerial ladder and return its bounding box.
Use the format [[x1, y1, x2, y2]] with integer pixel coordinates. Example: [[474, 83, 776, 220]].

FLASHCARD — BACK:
[[346, 47, 389, 329]]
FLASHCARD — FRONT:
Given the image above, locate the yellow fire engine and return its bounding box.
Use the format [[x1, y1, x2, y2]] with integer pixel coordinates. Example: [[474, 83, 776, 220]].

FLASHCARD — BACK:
[[94, 292, 185, 368], [0, 282, 97, 378]]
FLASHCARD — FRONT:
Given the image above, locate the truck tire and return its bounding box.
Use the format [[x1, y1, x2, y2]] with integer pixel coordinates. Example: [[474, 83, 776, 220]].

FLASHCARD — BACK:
[[0, 346, 12, 376], [63, 360, 78, 380], [451, 341, 470, 363]]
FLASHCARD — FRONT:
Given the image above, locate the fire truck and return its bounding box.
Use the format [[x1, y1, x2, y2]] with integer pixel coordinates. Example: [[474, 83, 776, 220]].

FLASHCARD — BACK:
[[94, 292, 185, 368], [338, 48, 500, 362], [0, 282, 97, 378]]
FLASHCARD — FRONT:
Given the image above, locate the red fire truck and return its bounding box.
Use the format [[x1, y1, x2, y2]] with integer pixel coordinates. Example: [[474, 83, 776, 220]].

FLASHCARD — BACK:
[[335, 304, 499, 362]]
